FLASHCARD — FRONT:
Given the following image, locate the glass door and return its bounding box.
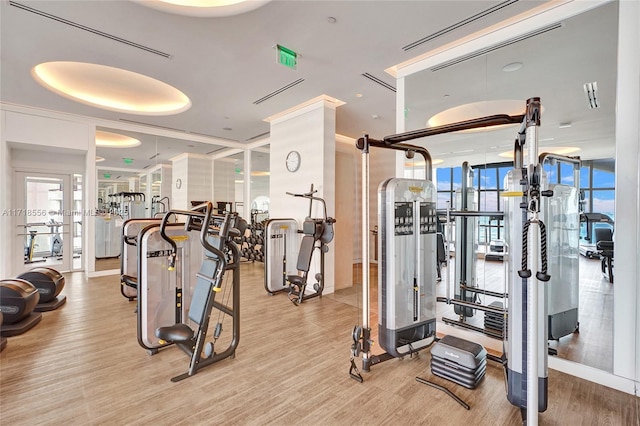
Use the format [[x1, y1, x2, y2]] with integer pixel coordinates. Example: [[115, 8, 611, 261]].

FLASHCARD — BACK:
[[14, 172, 73, 274]]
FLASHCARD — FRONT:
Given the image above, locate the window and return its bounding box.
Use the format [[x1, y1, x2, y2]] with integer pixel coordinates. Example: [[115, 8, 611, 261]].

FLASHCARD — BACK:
[[580, 159, 615, 220]]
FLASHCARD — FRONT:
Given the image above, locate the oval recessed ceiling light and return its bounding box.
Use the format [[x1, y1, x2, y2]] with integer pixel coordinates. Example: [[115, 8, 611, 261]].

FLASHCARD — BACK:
[[499, 146, 580, 158], [134, 0, 271, 17], [96, 130, 142, 148], [427, 100, 534, 133], [96, 156, 105, 162], [32, 62, 191, 115], [502, 62, 524, 72]]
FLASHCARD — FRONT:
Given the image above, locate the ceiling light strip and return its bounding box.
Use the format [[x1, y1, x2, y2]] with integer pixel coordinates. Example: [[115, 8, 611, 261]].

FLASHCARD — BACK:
[[253, 79, 305, 105], [430, 22, 563, 72], [361, 73, 396, 93], [403, 0, 519, 51], [9, 1, 172, 59]]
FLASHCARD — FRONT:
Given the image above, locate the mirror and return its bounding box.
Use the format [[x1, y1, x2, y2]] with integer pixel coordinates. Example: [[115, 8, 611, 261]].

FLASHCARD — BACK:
[[93, 128, 227, 272], [403, 2, 618, 372], [213, 151, 245, 218], [250, 147, 270, 225]]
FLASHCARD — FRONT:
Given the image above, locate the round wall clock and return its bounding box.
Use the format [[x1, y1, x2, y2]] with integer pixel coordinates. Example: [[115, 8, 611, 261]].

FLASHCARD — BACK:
[[175, 178, 182, 189], [286, 150, 301, 172]]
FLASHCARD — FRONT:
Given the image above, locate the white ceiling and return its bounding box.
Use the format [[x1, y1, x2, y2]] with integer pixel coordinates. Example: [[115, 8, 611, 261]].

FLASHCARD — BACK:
[[0, 0, 617, 171]]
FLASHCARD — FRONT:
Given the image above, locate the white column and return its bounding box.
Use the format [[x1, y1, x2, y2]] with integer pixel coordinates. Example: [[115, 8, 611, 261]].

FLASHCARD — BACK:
[[268, 97, 339, 293], [613, 0, 640, 382], [171, 153, 213, 210]]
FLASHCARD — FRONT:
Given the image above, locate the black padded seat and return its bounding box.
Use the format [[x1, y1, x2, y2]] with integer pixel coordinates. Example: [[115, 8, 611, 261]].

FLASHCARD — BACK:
[[17, 267, 65, 303], [121, 274, 138, 289], [287, 275, 305, 286], [0, 279, 40, 323], [156, 323, 194, 343], [0, 279, 42, 337]]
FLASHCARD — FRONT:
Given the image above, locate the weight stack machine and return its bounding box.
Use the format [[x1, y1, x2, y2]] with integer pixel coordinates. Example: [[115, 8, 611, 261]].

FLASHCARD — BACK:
[[504, 98, 551, 421], [350, 108, 526, 382], [541, 159, 580, 341], [454, 162, 478, 317], [378, 178, 437, 357], [264, 218, 299, 295]]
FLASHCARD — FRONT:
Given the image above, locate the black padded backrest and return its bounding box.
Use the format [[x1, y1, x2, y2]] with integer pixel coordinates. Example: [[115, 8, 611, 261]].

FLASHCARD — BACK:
[[437, 233, 446, 262], [188, 257, 219, 325], [296, 235, 315, 272], [320, 222, 334, 244], [594, 228, 613, 243]]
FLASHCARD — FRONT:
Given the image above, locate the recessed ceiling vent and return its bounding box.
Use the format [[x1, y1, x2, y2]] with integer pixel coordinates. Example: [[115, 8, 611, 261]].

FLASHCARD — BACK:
[[430, 22, 564, 72], [403, 0, 519, 51], [361, 73, 396, 93], [246, 131, 271, 141], [583, 82, 599, 109], [149, 153, 160, 160], [206, 147, 226, 155], [9, 1, 171, 58], [253, 79, 305, 105], [118, 119, 187, 133]]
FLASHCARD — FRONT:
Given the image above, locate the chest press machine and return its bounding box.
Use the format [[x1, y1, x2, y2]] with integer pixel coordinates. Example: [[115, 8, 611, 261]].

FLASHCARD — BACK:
[[152, 203, 244, 382]]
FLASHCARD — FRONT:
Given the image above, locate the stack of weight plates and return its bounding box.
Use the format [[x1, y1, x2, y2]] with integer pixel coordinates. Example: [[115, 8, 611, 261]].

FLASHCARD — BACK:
[[484, 301, 506, 335], [430, 335, 487, 389]]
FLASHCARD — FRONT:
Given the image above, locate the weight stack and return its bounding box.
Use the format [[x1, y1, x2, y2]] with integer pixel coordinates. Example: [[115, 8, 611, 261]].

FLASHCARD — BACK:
[[430, 335, 487, 389], [484, 301, 506, 333]]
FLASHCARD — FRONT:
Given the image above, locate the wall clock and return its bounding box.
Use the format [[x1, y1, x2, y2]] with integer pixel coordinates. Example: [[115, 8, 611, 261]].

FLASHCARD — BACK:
[[286, 150, 301, 172], [175, 178, 182, 189]]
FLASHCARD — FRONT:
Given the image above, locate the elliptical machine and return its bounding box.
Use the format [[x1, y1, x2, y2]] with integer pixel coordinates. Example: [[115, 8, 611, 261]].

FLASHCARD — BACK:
[[284, 185, 336, 305]]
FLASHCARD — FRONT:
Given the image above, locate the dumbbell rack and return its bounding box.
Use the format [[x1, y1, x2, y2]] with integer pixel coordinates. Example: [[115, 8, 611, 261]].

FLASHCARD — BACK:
[[241, 221, 266, 262]]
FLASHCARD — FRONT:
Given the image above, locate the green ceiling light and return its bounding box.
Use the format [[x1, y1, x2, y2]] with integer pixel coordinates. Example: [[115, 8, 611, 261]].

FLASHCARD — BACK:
[[103, 173, 111, 179], [123, 158, 134, 165], [235, 167, 241, 173], [276, 45, 297, 70]]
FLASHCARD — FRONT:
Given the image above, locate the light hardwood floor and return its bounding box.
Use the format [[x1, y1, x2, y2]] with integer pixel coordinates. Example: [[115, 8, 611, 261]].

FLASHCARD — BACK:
[[0, 262, 637, 425]]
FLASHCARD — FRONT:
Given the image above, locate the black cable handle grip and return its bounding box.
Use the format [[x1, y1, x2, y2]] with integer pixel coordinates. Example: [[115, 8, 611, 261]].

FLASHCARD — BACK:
[[519, 221, 531, 278], [536, 221, 550, 282], [518, 219, 550, 282]]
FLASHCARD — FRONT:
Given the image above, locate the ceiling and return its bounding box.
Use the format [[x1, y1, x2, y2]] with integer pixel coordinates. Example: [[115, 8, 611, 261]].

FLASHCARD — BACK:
[[0, 0, 616, 172], [403, 1, 618, 168]]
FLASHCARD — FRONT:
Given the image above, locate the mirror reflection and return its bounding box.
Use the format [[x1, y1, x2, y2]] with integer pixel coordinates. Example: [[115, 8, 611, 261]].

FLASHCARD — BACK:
[[94, 128, 229, 271], [403, 3, 617, 372]]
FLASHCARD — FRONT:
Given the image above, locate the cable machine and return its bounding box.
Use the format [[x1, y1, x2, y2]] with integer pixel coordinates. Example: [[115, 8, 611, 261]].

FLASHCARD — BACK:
[[350, 98, 549, 425]]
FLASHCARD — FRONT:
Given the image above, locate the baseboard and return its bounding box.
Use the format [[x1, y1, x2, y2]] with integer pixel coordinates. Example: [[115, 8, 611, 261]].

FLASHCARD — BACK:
[[549, 356, 638, 396], [87, 269, 119, 278]]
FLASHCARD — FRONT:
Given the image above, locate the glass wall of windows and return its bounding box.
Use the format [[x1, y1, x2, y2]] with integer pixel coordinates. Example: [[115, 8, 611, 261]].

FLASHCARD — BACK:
[[435, 159, 615, 248]]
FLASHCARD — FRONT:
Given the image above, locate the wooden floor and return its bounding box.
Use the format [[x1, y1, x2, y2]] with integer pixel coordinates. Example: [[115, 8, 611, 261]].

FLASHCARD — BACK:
[[334, 256, 614, 372], [1, 262, 637, 425]]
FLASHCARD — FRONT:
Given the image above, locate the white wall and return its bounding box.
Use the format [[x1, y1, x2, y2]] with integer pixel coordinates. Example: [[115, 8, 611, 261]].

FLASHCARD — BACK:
[[171, 153, 213, 210], [213, 158, 237, 208], [0, 108, 93, 278]]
